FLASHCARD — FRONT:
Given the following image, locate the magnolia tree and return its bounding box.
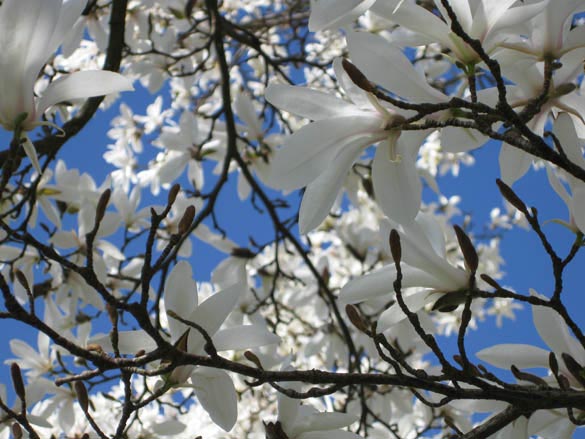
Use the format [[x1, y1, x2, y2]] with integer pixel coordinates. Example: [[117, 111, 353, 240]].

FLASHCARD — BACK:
[[0, 0, 584, 437]]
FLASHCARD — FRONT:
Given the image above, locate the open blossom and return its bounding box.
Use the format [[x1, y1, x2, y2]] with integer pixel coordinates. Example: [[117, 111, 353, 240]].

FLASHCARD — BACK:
[[339, 212, 469, 331], [476, 289, 585, 438], [266, 56, 429, 232], [0, 0, 133, 131]]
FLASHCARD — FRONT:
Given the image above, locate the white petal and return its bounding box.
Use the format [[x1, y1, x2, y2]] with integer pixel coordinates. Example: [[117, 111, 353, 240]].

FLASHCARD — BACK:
[[499, 142, 532, 185], [187, 283, 245, 353], [300, 412, 359, 433], [299, 431, 361, 439], [192, 367, 237, 431], [553, 113, 585, 169], [476, 344, 550, 369], [89, 330, 157, 354], [339, 264, 442, 304], [213, 325, 280, 351], [299, 140, 364, 234], [308, 0, 375, 31], [151, 420, 187, 436], [266, 84, 363, 120], [347, 31, 446, 103], [372, 137, 422, 225], [164, 261, 198, 342], [267, 116, 380, 191], [36, 70, 134, 116], [571, 185, 585, 233], [378, 289, 431, 331], [532, 293, 585, 363], [441, 125, 489, 153]]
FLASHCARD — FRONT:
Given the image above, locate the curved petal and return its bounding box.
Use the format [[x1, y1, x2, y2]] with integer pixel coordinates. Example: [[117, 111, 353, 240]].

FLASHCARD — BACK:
[[299, 431, 362, 439], [36, 70, 134, 116], [372, 136, 422, 225], [192, 367, 237, 431], [339, 264, 442, 304], [571, 185, 585, 233], [309, 0, 375, 31], [378, 289, 431, 331], [213, 325, 280, 351], [347, 32, 446, 103], [532, 292, 585, 364], [298, 140, 364, 234], [441, 125, 489, 153], [267, 116, 381, 191], [89, 330, 157, 354], [476, 344, 550, 370], [499, 142, 532, 185], [187, 283, 245, 353], [164, 261, 198, 342], [266, 84, 363, 120]]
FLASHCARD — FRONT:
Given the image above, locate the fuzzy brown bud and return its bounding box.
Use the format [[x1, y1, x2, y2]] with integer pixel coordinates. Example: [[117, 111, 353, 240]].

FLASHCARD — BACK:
[[345, 305, 369, 334], [168, 184, 181, 207], [496, 179, 528, 214], [342, 59, 375, 93], [389, 229, 401, 265], [74, 381, 89, 412], [244, 351, 264, 369], [11, 423, 22, 439], [10, 363, 25, 402], [95, 189, 111, 226], [178, 205, 196, 235], [453, 225, 478, 274]]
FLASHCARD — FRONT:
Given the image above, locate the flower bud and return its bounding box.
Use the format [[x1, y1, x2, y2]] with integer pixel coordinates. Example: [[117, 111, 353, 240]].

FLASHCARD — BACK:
[[496, 179, 528, 214], [74, 381, 89, 412], [168, 184, 181, 207], [244, 351, 264, 369], [95, 188, 111, 226], [453, 225, 478, 274], [389, 229, 401, 265], [345, 305, 369, 334], [342, 59, 375, 93], [11, 423, 22, 439], [10, 363, 25, 402], [178, 205, 196, 235]]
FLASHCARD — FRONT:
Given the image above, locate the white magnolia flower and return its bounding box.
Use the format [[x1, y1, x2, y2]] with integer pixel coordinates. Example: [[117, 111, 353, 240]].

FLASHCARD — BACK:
[[477, 289, 585, 438], [340, 212, 469, 331], [0, 0, 134, 169], [372, 0, 545, 65], [266, 56, 429, 232], [91, 261, 279, 431], [272, 381, 362, 439]]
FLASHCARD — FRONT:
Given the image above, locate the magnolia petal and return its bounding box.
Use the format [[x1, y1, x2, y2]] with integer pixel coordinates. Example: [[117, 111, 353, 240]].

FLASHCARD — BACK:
[[371, 0, 449, 48], [528, 409, 576, 439], [151, 420, 187, 436], [531, 290, 585, 364], [299, 140, 364, 234], [441, 125, 489, 153], [187, 283, 245, 353], [213, 325, 280, 351], [89, 330, 157, 354], [499, 142, 532, 185], [476, 343, 550, 369], [377, 289, 431, 331], [164, 261, 198, 342], [553, 113, 585, 169], [267, 116, 380, 191], [265, 84, 361, 120], [192, 367, 238, 431], [339, 264, 441, 304], [36, 70, 134, 116], [22, 135, 42, 174], [436, 0, 472, 31], [347, 32, 446, 103], [234, 92, 262, 139], [308, 0, 375, 31], [571, 185, 585, 233], [299, 412, 359, 433], [545, 163, 572, 210], [372, 137, 422, 225]]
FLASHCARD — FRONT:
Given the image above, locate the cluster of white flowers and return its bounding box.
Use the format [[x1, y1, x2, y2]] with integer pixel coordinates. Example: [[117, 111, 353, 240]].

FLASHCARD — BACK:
[[0, 0, 582, 438]]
